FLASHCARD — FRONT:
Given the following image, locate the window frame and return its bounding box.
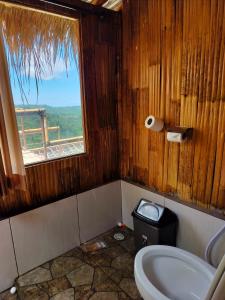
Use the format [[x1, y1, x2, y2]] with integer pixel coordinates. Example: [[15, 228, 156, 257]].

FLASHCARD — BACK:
[[2, 0, 89, 167]]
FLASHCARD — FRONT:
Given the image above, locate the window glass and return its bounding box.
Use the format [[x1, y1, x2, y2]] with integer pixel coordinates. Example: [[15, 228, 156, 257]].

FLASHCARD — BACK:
[[4, 16, 85, 165]]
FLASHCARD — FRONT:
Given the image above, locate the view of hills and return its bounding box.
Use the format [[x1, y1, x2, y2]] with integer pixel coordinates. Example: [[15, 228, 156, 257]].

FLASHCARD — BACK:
[[15, 105, 83, 149]]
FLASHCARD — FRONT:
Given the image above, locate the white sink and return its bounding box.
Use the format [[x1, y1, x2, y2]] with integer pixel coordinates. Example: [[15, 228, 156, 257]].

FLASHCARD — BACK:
[[134, 245, 216, 300]]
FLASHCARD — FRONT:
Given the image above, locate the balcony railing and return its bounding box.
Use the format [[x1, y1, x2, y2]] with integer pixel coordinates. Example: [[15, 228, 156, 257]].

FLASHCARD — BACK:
[[16, 107, 84, 165]]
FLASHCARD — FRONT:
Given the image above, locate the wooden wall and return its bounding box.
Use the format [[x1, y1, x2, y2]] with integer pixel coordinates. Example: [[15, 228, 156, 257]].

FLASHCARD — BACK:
[[0, 11, 120, 216], [119, 0, 225, 215]]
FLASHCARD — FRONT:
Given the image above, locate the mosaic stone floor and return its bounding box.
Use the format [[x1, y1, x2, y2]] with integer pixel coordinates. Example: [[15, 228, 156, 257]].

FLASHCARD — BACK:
[[0, 227, 142, 300]]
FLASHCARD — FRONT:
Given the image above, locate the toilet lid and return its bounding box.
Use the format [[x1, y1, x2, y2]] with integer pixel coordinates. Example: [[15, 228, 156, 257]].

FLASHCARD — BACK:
[[137, 200, 164, 222]]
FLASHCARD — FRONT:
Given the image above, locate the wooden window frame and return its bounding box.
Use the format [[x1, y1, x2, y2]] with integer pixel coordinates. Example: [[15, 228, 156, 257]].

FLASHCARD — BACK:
[[1, 0, 90, 167]]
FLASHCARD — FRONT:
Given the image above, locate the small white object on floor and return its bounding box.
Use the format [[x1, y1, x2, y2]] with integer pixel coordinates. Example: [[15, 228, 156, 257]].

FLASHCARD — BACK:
[[10, 286, 17, 294], [114, 232, 125, 241]]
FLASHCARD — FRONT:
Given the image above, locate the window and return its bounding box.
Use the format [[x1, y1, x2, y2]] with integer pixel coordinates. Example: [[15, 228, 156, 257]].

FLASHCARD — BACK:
[[1, 2, 86, 166]]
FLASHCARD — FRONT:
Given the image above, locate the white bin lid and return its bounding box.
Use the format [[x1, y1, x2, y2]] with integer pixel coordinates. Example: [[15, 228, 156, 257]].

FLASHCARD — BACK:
[[136, 199, 164, 222]]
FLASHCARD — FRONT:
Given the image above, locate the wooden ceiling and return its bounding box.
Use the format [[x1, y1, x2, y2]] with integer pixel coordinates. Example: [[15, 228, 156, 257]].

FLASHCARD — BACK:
[[81, 0, 122, 11]]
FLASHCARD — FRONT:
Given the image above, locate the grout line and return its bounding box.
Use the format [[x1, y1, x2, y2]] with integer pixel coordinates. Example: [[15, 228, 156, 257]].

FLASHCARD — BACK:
[[76, 195, 82, 245], [9, 218, 19, 277], [120, 180, 123, 224]]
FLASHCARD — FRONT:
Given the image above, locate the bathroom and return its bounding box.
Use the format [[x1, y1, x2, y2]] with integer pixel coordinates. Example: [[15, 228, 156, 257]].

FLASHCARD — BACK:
[[0, 0, 225, 299]]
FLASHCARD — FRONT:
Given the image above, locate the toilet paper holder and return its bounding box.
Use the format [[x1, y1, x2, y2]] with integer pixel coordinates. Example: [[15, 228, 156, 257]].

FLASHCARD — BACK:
[[166, 127, 193, 143]]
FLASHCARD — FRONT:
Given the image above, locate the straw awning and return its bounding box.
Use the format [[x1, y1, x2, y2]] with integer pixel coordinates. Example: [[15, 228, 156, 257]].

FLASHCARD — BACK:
[[82, 0, 122, 11], [0, 1, 79, 100]]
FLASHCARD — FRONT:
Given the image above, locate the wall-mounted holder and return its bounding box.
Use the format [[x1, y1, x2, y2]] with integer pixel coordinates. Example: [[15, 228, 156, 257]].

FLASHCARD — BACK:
[[166, 127, 193, 143]]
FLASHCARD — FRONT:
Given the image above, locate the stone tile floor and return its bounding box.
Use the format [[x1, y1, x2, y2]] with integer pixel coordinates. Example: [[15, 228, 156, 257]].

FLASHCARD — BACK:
[[0, 227, 142, 300]]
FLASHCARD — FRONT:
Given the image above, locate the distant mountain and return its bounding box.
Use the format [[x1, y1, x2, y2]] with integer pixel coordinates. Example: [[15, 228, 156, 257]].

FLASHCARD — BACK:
[[15, 105, 83, 149]]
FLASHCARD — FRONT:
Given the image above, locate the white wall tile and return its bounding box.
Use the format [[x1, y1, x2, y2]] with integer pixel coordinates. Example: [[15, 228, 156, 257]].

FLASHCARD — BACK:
[[121, 180, 165, 229], [165, 198, 225, 258], [10, 196, 80, 275], [78, 181, 122, 243], [0, 219, 18, 292], [5, 179, 224, 281]]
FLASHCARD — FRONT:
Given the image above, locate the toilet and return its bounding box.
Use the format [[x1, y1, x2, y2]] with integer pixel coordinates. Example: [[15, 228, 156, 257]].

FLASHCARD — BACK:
[[134, 224, 225, 300]]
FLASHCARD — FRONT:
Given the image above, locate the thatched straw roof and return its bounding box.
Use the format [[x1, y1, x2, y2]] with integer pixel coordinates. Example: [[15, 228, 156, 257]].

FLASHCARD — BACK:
[[0, 1, 79, 100], [82, 0, 122, 11]]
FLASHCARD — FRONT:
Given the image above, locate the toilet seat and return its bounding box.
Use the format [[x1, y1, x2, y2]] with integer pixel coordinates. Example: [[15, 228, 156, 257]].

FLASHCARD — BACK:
[[134, 245, 216, 300]]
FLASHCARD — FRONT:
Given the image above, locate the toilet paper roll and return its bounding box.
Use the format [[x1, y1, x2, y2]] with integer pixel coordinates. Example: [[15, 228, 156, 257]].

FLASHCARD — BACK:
[[145, 115, 164, 132], [167, 132, 184, 143]]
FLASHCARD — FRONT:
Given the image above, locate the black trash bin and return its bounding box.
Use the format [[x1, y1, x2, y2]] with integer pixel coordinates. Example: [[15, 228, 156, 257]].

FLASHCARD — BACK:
[[132, 199, 178, 251]]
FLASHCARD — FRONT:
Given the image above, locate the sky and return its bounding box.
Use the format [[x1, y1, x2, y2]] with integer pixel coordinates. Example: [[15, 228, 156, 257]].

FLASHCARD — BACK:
[[9, 57, 82, 107]]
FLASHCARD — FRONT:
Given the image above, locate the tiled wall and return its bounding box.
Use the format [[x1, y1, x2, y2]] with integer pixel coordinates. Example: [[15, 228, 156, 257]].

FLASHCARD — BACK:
[[78, 181, 122, 243], [10, 196, 80, 275], [0, 219, 17, 292], [121, 180, 225, 258], [0, 181, 122, 292], [1, 179, 224, 293]]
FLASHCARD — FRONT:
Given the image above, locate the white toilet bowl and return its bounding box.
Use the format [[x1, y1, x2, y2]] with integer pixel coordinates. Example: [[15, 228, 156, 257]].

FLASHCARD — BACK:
[[134, 245, 216, 300]]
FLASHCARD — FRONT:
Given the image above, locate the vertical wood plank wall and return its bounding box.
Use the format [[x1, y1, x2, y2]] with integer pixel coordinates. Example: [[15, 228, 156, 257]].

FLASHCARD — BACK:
[[0, 12, 120, 216], [120, 0, 225, 215]]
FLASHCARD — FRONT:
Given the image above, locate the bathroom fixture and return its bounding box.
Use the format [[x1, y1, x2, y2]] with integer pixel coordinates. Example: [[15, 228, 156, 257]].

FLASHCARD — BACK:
[[135, 245, 216, 300], [132, 199, 178, 251], [166, 127, 193, 143], [205, 224, 225, 267], [134, 224, 225, 300]]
